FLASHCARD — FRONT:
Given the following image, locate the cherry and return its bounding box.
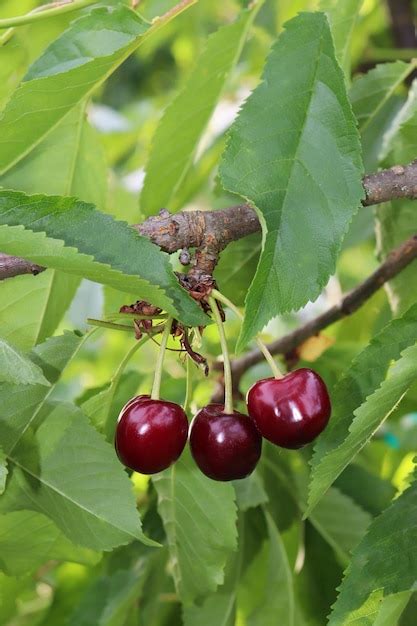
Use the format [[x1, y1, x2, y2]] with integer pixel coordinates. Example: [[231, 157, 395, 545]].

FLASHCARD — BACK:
[[189, 404, 262, 481], [247, 368, 331, 449], [115, 397, 188, 474], [117, 394, 150, 420]]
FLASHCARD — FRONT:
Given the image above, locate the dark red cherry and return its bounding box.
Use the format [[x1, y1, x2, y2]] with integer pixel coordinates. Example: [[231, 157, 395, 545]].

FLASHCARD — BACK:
[[117, 394, 150, 420], [189, 404, 262, 481], [247, 368, 331, 449], [115, 398, 188, 474]]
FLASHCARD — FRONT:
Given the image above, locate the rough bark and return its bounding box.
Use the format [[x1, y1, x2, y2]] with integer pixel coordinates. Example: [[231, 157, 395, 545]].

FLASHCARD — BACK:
[[2, 160, 417, 281]]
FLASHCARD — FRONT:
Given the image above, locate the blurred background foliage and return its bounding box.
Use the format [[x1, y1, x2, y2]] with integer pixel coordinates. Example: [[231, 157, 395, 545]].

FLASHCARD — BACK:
[[0, 0, 416, 624]]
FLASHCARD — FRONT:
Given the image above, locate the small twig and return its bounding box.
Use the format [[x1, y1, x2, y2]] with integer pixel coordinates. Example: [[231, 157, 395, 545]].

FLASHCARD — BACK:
[[87, 318, 134, 332], [0, 0, 97, 29], [0, 253, 43, 278], [152, 0, 198, 26], [0, 0, 97, 46], [225, 234, 417, 387], [362, 162, 417, 205]]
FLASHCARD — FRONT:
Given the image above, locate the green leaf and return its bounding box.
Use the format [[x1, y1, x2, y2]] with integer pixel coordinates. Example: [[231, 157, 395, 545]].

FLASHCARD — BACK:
[[0, 6, 150, 174], [0, 271, 77, 350], [0, 103, 108, 344], [373, 593, 412, 626], [1, 402, 157, 551], [310, 487, 371, 565], [214, 233, 261, 307], [0, 107, 102, 347], [183, 541, 243, 626], [377, 81, 417, 315], [259, 512, 295, 625], [308, 343, 417, 517], [262, 445, 369, 562], [67, 561, 149, 626], [238, 511, 294, 626], [0, 511, 99, 576], [319, 0, 365, 76], [350, 61, 417, 171], [0, 331, 83, 454], [335, 464, 396, 516], [220, 12, 363, 349], [82, 369, 141, 439], [233, 470, 268, 512], [0, 190, 207, 326], [399, 593, 417, 625], [0, 104, 107, 205], [0, 449, 7, 495], [0, 338, 50, 386], [153, 449, 237, 604], [183, 592, 237, 626], [307, 303, 417, 514], [328, 471, 417, 625], [294, 525, 343, 626], [140, 4, 260, 215], [0, 573, 22, 625]]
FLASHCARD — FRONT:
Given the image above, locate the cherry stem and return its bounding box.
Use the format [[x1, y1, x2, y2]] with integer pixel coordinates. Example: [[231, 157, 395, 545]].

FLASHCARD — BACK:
[[87, 318, 135, 332], [111, 336, 149, 392], [107, 312, 168, 321], [208, 295, 234, 414], [151, 317, 173, 400], [211, 288, 284, 380], [183, 356, 193, 415]]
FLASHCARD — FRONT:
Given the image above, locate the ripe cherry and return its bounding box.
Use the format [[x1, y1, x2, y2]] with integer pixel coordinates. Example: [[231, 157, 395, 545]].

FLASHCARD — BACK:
[[115, 397, 188, 474], [189, 404, 262, 481], [247, 368, 331, 449], [117, 394, 150, 419]]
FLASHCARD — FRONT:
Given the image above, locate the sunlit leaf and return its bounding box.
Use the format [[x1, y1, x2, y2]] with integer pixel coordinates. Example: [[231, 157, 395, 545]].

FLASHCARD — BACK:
[[328, 471, 417, 625], [238, 511, 294, 626], [1, 402, 156, 550], [0, 331, 83, 454], [308, 343, 417, 516], [0, 103, 108, 345], [220, 12, 363, 349], [320, 0, 365, 76], [140, 4, 260, 215], [308, 303, 417, 514], [0, 511, 99, 576], [0, 338, 50, 386], [350, 60, 417, 171], [153, 449, 237, 604], [0, 6, 150, 174], [0, 190, 207, 326]]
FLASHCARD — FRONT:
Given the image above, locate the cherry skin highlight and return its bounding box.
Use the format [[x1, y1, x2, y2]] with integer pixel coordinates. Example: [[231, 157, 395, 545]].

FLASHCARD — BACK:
[[117, 394, 150, 421], [115, 397, 188, 474], [189, 404, 262, 481], [247, 368, 331, 449]]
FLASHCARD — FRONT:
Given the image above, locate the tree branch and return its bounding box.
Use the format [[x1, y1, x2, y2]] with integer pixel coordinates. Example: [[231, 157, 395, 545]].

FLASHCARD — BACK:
[[136, 204, 259, 279], [225, 234, 417, 388], [386, 0, 417, 49], [0, 254, 43, 279], [362, 162, 417, 205], [1, 160, 417, 282]]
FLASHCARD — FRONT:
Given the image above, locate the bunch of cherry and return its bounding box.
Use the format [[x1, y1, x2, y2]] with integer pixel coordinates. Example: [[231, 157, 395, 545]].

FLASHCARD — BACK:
[[115, 293, 331, 482]]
